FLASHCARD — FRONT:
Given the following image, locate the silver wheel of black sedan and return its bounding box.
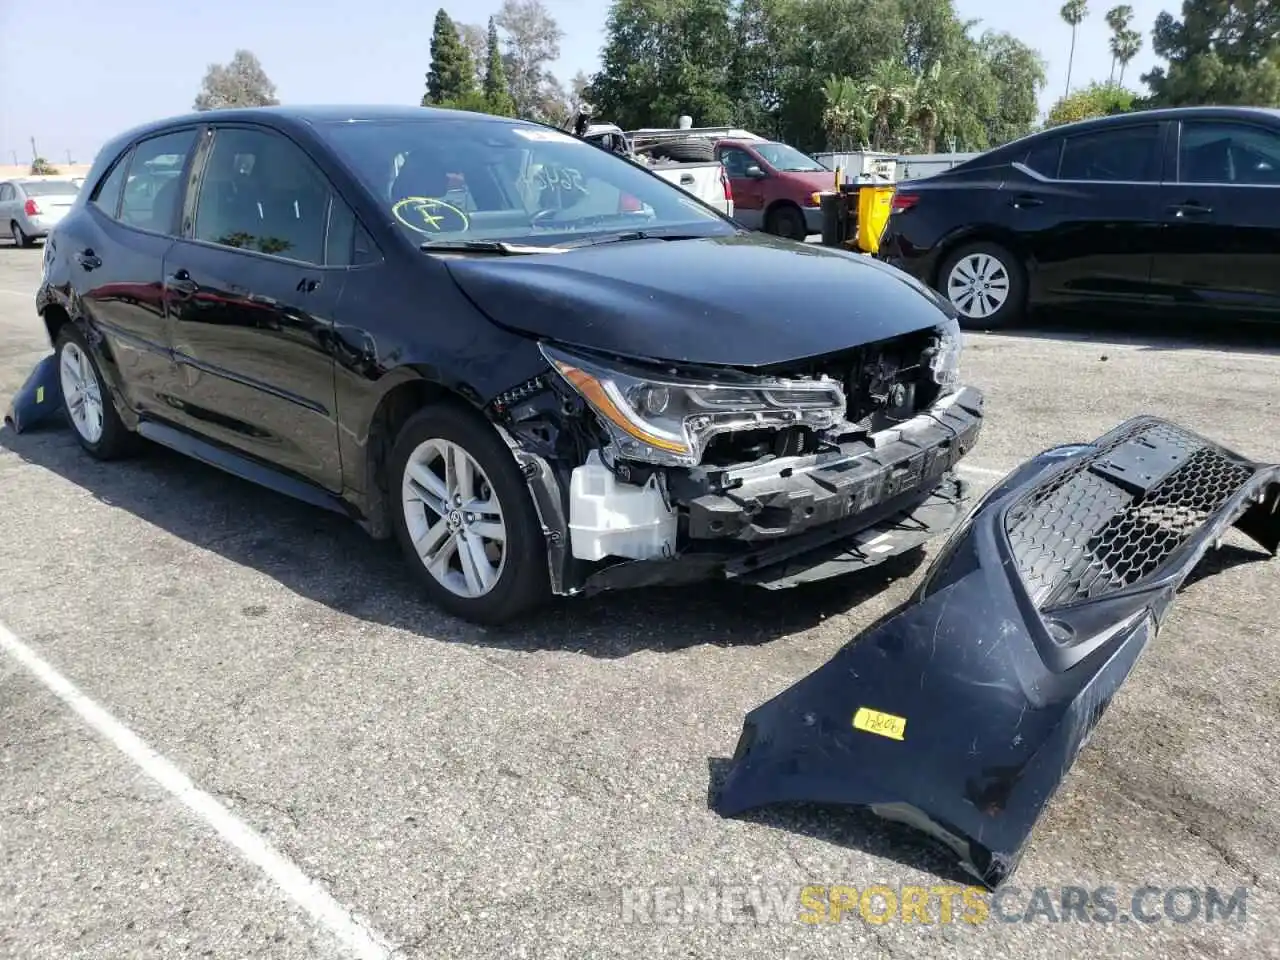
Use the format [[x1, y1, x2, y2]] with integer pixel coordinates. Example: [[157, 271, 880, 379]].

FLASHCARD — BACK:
[[401, 438, 508, 598]]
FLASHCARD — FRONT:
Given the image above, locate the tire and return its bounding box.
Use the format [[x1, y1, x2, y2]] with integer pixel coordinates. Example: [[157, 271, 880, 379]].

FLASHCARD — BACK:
[[937, 241, 1027, 330], [765, 204, 807, 241], [653, 138, 716, 162], [12, 221, 33, 248], [389, 402, 551, 625], [55, 325, 140, 460]]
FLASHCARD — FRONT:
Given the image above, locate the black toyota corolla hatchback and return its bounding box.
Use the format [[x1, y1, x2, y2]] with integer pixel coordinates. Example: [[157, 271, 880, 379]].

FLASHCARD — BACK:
[[36, 105, 984, 624]]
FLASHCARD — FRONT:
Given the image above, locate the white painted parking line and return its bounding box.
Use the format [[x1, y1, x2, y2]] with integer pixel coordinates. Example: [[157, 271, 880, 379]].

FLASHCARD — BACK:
[[0, 619, 396, 960], [0, 289, 32, 298]]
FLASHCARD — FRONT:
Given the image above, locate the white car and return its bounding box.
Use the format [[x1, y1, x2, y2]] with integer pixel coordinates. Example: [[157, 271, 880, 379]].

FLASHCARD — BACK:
[[0, 177, 81, 247]]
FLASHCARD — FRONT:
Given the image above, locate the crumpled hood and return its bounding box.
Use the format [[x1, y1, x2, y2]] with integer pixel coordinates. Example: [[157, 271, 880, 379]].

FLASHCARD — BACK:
[[443, 232, 954, 368]]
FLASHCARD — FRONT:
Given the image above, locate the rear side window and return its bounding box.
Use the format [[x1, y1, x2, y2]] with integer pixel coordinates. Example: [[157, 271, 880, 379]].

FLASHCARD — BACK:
[[1059, 124, 1161, 183], [0, 184, 13, 202], [1023, 138, 1063, 178], [120, 129, 198, 233], [91, 150, 132, 219]]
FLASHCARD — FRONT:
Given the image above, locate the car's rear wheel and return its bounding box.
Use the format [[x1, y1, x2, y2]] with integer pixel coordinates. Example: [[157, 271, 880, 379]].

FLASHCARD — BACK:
[[11, 221, 33, 248], [55, 325, 139, 460], [390, 402, 550, 625], [765, 204, 807, 241], [938, 241, 1026, 329]]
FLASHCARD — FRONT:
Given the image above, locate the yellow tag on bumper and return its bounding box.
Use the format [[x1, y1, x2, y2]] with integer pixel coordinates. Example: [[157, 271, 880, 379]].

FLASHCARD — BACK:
[[853, 707, 906, 741]]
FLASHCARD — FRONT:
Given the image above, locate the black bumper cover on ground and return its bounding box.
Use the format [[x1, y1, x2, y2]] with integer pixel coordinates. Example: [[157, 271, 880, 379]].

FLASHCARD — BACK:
[[3, 353, 63, 434], [711, 417, 1280, 888]]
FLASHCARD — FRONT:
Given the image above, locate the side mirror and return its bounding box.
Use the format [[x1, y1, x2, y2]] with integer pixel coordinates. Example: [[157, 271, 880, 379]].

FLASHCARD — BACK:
[[745, 164, 766, 179]]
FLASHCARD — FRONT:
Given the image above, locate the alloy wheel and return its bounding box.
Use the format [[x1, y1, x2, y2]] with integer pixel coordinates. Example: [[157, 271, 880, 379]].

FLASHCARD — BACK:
[[401, 438, 508, 598], [946, 252, 1011, 320], [59, 340, 105, 445]]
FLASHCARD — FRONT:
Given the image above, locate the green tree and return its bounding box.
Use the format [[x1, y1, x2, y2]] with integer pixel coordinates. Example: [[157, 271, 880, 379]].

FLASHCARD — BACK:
[[1045, 80, 1136, 126], [1061, 0, 1090, 96], [1143, 0, 1280, 107], [588, 0, 734, 130], [979, 31, 1049, 147], [1105, 5, 1134, 82], [458, 22, 488, 85], [861, 58, 916, 150], [30, 157, 59, 175], [495, 0, 565, 119], [588, 0, 1047, 152], [425, 9, 477, 106], [822, 75, 870, 149], [727, 0, 789, 137], [193, 50, 279, 110]]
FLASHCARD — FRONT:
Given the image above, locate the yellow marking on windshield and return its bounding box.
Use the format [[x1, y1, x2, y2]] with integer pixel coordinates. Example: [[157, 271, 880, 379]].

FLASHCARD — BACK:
[[391, 196, 470, 234]]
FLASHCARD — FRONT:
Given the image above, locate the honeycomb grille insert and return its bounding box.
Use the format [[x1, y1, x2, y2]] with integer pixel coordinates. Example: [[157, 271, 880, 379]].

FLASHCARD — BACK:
[[1004, 421, 1253, 610]]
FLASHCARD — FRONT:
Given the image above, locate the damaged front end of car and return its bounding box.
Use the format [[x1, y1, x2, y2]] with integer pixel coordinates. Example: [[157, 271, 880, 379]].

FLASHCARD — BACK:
[[710, 417, 1280, 888], [487, 316, 984, 597]]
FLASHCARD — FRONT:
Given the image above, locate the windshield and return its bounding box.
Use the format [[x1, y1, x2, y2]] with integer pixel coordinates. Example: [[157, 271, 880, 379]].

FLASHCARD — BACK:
[[20, 179, 80, 197], [755, 143, 827, 173], [318, 118, 736, 246]]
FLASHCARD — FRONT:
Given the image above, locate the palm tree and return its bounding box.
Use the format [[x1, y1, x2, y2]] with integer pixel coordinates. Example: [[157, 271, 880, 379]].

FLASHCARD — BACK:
[[1114, 28, 1142, 86], [1105, 5, 1134, 84], [822, 76, 871, 150], [860, 59, 915, 152], [908, 62, 955, 154], [1061, 0, 1090, 97]]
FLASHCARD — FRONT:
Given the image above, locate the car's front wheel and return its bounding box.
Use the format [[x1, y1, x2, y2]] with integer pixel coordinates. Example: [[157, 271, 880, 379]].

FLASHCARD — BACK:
[[389, 402, 551, 625], [938, 241, 1026, 330], [766, 204, 807, 241], [55, 325, 139, 459]]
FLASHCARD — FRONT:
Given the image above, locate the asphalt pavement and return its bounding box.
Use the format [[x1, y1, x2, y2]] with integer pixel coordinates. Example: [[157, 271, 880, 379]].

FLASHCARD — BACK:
[[2, 239, 1279, 959]]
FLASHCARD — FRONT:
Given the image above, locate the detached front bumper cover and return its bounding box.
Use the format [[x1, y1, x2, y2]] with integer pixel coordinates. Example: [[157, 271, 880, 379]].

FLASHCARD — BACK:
[[4, 353, 64, 434], [711, 417, 1280, 888]]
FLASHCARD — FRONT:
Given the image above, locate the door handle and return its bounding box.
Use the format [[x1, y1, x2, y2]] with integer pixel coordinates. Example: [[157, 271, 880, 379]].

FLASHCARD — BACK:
[[1008, 194, 1043, 209], [1168, 201, 1212, 218], [165, 269, 198, 296], [296, 277, 321, 294], [75, 249, 102, 270], [680, 174, 695, 185]]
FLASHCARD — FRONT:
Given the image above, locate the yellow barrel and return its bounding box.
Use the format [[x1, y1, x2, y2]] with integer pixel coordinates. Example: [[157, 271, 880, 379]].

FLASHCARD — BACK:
[[855, 182, 896, 254]]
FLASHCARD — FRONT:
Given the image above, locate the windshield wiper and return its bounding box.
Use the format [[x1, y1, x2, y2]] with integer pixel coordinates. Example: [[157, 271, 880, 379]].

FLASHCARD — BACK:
[[419, 239, 571, 255], [561, 230, 711, 248]]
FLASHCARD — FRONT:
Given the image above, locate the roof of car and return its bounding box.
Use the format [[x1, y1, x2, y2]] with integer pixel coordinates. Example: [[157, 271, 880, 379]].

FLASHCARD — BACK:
[[96, 104, 538, 158], [970, 104, 1280, 166], [1041, 104, 1276, 137]]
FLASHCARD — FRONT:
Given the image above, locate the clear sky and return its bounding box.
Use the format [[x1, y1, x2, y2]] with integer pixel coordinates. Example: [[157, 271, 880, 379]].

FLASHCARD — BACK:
[[0, 0, 1170, 165]]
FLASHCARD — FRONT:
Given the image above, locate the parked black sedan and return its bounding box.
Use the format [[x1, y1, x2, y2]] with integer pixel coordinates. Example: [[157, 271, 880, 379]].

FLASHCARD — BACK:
[[35, 105, 983, 624], [878, 105, 1280, 329]]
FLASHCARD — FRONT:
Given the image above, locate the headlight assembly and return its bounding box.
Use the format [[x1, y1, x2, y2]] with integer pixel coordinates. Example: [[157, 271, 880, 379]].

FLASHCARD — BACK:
[[540, 343, 847, 467], [929, 316, 962, 392]]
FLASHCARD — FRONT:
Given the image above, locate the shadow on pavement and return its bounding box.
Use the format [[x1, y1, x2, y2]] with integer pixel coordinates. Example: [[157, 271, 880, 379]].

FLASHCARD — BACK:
[[704, 758, 975, 886], [0, 421, 927, 658], [976, 311, 1280, 359]]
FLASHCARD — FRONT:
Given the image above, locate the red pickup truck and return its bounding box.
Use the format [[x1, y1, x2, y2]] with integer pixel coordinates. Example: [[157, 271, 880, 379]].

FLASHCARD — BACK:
[[714, 139, 837, 241]]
